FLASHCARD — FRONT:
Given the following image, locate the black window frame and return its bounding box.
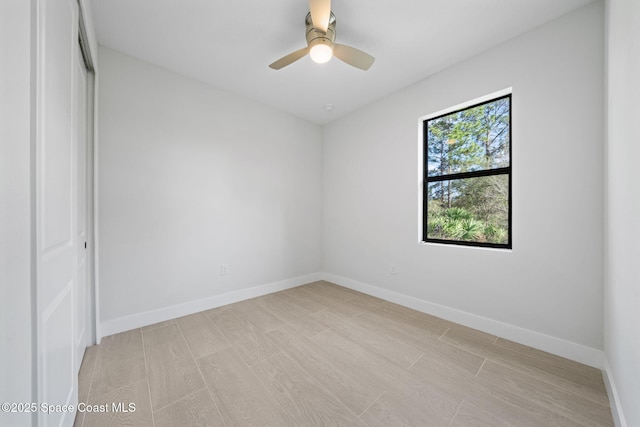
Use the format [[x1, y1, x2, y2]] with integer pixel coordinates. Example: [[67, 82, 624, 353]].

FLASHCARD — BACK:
[[422, 94, 512, 249]]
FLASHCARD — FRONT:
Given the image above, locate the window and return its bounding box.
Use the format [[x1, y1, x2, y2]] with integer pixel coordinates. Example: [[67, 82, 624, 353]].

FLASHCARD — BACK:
[[423, 94, 511, 249]]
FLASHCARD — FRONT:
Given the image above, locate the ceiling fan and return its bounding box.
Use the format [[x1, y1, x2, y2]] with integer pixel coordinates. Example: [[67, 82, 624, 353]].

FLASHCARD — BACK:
[[269, 0, 375, 71]]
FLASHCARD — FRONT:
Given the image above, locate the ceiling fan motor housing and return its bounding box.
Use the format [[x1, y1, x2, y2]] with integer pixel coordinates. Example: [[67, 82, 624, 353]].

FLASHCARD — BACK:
[[305, 11, 336, 49]]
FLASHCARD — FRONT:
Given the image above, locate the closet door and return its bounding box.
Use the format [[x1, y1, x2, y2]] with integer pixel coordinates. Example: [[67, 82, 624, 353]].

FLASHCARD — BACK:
[[35, 0, 80, 425]]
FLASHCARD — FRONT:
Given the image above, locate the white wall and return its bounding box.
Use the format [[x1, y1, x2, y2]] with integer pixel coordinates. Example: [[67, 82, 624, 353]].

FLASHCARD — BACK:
[[604, 0, 640, 425], [323, 3, 604, 364], [0, 1, 33, 426], [98, 47, 323, 332]]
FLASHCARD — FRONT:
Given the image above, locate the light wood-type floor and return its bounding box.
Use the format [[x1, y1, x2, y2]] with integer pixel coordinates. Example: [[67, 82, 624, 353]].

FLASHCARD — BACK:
[[74, 281, 613, 426]]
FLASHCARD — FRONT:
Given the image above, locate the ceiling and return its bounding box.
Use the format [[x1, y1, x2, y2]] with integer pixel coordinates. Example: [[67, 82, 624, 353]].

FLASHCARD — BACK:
[[89, 0, 594, 125]]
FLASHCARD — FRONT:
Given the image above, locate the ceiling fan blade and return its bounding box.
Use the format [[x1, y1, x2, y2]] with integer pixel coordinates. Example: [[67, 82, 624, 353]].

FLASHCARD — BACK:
[[333, 44, 375, 70], [269, 47, 309, 70], [309, 0, 331, 33]]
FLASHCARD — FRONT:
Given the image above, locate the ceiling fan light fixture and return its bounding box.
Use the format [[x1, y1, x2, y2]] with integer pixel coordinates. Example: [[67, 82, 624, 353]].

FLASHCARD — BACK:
[[268, 2, 374, 70], [309, 39, 333, 63]]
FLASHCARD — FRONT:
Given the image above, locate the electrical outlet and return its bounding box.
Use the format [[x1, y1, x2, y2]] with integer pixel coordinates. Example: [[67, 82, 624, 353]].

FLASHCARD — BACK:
[[220, 265, 229, 276], [390, 264, 397, 275]]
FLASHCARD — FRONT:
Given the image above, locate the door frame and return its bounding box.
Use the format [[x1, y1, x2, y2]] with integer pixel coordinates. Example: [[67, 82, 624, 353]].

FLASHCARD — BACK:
[[77, 0, 97, 347]]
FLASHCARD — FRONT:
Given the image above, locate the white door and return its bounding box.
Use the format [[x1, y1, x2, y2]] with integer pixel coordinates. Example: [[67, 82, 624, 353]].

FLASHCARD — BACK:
[[75, 42, 89, 372], [35, 0, 81, 425]]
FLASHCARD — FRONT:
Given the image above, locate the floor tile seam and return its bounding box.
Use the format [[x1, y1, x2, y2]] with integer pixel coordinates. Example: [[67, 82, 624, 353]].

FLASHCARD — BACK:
[[206, 310, 258, 346], [358, 311, 448, 341], [257, 321, 288, 335], [83, 347, 99, 380], [244, 350, 299, 425], [94, 353, 146, 372], [494, 336, 599, 371], [306, 308, 334, 335], [470, 390, 579, 427], [319, 314, 483, 380], [252, 348, 365, 422], [361, 308, 599, 389], [277, 338, 377, 418], [140, 322, 183, 352], [484, 353, 608, 398], [329, 324, 424, 371], [255, 345, 290, 365], [439, 332, 599, 388], [407, 352, 425, 370], [150, 386, 208, 414], [141, 320, 177, 333], [146, 380, 156, 427], [73, 411, 84, 427], [88, 353, 149, 400], [98, 330, 145, 354], [139, 328, 156, 427], [96, 343, 144, 366], [312, 326, 436, 397], [255, 298, 299, 326], [83, 349, 99, 404], [85, 377, 150, 403], [233, 304, 287, 335], [446, 400, 464, 427], [480, 358, 612, 408], [437, 336, 503, 369], [299, 291, 346, 312], [356, 390, 385, 418], [310, 306, 329, 316], [475, 358, 488, 377], [234, 323, 289, 368], [209, 324, 243, 349], [346, 305, 368, 317], [358, 322, 435, 360], [343, 293, 363, 303], [201, 385, 230, 427], [175, 320, 229, 427], [240, 343, 284, 368], [456, 398, 514, 427], [275, 297, 323, 318], [441, 336, 605, 396], [352, 309, 368, 321], [174, 319, 204, 368], [348, 313, 438, 351], [174, 315, 216, 335], [285, 290, 329, 313], [228, 340, 264, 372], [191, 342, 235, 361], [492, 340, 604, 381], [198, 346, 251, 426], [209, 321, 236, 350], [173, 316, 233, 361], [302, 294, 340, 312], [308, 323, 331, 338], [143, 342, 200, 372], [75, 348, 99, 427], [477, 375, 611, 427], [438, 327, 451, 340], [377, 310, 456, 333]]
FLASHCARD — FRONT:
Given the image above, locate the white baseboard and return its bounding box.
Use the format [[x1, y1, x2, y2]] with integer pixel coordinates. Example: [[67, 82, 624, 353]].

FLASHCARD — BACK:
[[322, 272, 604, 369], [98, 270, 604, 370], [603, 358, 628, 427], [98, 272, 322, 340]]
